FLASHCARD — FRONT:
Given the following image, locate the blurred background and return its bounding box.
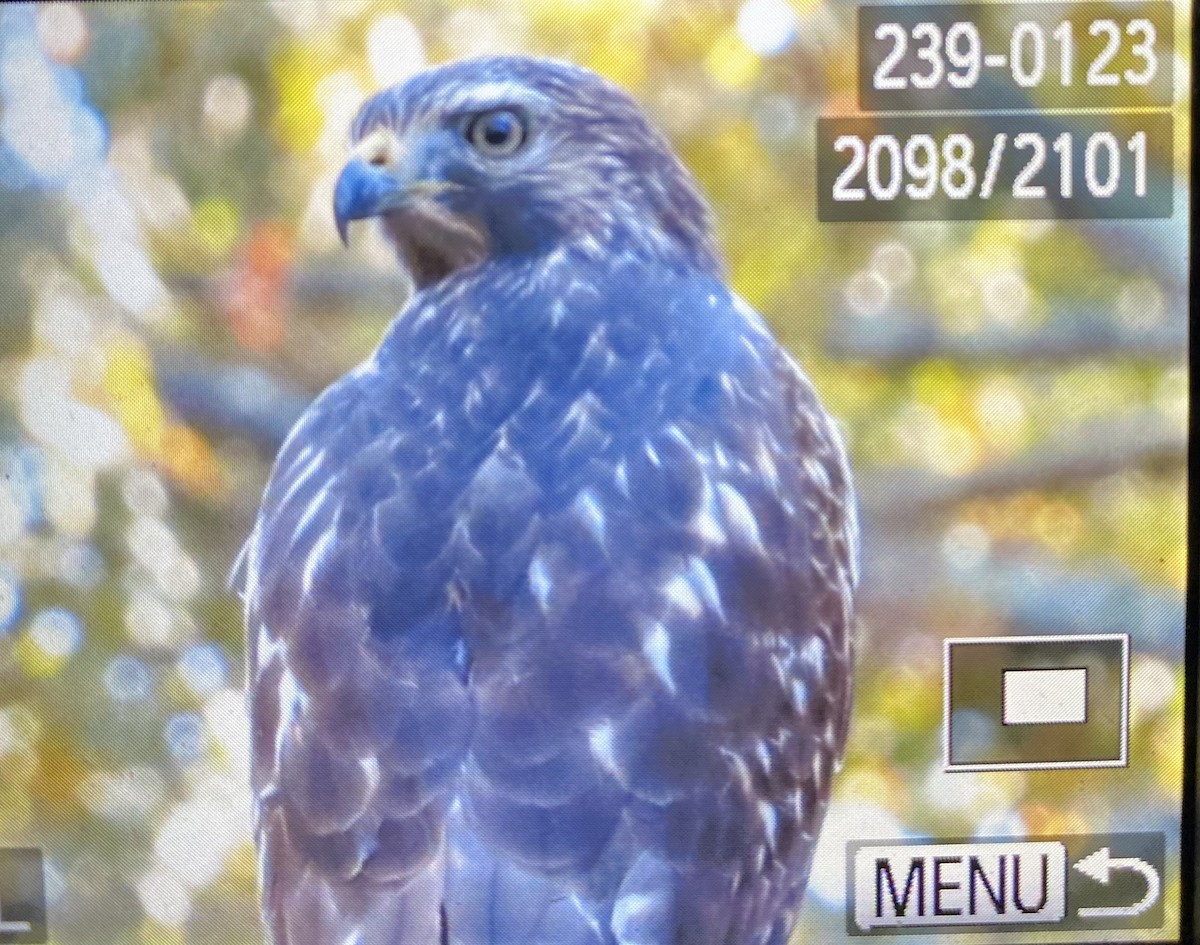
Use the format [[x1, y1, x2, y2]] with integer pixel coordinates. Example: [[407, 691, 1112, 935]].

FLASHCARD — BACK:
[[0, 2, 1189, 943]]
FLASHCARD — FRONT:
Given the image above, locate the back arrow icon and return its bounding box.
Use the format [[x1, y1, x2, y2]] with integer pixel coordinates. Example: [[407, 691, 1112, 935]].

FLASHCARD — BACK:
[[1073, 846, 1161, 919]]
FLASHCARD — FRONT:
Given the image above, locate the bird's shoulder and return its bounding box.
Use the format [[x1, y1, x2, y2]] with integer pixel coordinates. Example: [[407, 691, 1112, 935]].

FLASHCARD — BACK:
[[241, 270, 854, 577]]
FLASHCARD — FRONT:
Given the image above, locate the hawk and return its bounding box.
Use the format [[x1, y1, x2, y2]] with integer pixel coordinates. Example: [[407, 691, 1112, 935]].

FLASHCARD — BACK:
[[239, 56, 858, 945]]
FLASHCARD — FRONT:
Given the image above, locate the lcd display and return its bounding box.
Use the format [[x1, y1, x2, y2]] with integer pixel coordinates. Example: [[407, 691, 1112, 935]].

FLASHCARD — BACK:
[[0, 3, 1191, 945]]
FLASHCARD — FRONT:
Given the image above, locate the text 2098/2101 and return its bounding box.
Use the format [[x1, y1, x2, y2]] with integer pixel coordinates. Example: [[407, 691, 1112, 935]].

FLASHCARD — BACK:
[[832, 128, 1148, 203], [815, 114, 1172, 221]]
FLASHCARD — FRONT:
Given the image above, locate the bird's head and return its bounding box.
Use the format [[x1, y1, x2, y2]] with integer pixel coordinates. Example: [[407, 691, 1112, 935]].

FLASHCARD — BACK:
[[333, 56, 719, 289]]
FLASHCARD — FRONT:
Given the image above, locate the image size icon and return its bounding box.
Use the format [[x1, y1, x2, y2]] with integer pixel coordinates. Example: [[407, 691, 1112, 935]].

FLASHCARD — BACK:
[[1003, 667, 1089, 726]]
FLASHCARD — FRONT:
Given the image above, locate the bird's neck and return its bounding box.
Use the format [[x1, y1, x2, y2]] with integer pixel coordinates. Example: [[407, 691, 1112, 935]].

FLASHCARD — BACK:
[[421, 225, 719, 301], [373, 240, 722, 376]]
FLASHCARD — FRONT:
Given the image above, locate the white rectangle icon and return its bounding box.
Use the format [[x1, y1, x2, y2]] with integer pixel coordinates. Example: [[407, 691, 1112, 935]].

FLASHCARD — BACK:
[[853, 841, 1067, 930], [943, 634, 1130, 771], [1002, 668, 1088, 725]]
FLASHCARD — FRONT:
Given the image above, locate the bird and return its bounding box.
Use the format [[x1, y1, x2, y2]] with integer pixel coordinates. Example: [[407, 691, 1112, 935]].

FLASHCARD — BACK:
[[238, 55, 859, 945]]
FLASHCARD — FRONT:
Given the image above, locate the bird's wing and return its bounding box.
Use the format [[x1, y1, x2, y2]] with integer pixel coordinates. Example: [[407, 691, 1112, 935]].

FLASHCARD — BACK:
[[773, 343, 861, 755], [241, 364, 475, 945]]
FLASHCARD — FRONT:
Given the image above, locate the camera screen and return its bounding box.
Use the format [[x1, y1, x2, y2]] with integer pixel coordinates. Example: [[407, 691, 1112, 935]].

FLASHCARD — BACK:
[[0, 2, 1191, 945]]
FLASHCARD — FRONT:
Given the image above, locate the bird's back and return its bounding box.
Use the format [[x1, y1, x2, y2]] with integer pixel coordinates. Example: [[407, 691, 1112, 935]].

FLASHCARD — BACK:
[[241, 249, 857, 945]]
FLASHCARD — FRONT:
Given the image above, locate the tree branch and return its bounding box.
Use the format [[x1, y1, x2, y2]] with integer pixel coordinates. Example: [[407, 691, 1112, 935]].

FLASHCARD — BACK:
[[859, 410, 1185, 522], [151, 348, 309, 450], [167, 266, 410, 315], [827, 316, 1186, 366], [857, 537, 1185, 657]]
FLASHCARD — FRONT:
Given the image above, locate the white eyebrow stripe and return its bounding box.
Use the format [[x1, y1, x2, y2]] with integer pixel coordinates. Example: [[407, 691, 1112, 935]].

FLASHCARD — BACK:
[[441, 81, 552, 114]]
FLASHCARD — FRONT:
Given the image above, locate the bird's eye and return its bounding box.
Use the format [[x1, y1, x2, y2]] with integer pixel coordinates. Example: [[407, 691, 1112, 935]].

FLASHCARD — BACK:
[[466, 109, 526, 157]]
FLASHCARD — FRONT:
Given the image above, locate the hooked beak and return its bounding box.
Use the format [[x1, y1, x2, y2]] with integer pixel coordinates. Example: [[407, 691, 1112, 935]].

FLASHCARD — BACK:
[[333, 127, 466, 247], [333, 127, 410, 246], [332, 127, 487, 287], [333, 156, 406, 247]]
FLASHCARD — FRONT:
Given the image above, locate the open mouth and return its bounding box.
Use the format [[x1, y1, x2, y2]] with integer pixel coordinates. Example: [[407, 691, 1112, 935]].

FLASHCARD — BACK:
[[380, 197, 490, 290]]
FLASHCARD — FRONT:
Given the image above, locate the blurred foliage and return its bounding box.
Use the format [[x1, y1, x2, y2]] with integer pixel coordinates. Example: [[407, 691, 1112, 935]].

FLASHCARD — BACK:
[[0, 2, 1189, 944]]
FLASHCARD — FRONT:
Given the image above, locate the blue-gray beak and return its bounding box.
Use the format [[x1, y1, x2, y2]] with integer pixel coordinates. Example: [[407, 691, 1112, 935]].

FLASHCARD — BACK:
[[333, 157, 404, 247]]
